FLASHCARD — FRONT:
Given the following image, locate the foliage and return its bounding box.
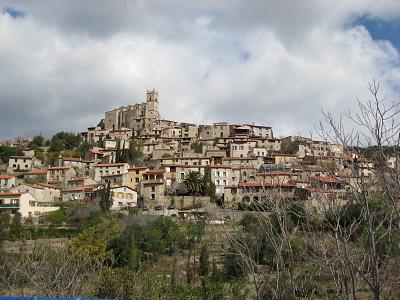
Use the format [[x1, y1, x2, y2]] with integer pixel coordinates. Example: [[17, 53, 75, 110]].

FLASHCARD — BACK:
[[107, 216, 185, 268], [0, 213, 10, 245], [281, 140, 300, 155], [199, 243, 209, 277], [287, 201, 308, 227], [361, 227, 400, 261], [34, 147, 46, 162], [183, 171, 203, 196], [68, 226, 113, 264], [49, 131, 81, 152], [45, 207, 68, 225], [29, 135, 45, 149], [7, 213, 22, 240], [0, 146, 24, 163], [190, 141, 203, 154], [116, 138, 144, 164], [202, 166, 218, 201], [100, 182, 112, 212]]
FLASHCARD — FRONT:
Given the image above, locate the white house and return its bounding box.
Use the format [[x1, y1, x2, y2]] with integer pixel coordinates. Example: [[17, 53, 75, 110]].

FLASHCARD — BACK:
[[93, 186, 137, 210], [0, 192, 59, 221], [110, 186, 138, 210], [0, 174, 16, 190], [94, 163, 129, 182], [13, 183, 61, 202], [8, 156, 34, 172]]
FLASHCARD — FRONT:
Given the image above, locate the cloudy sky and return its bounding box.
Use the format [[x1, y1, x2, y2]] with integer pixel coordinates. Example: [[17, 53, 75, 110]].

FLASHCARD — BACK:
[[0, 0, 400, 140]]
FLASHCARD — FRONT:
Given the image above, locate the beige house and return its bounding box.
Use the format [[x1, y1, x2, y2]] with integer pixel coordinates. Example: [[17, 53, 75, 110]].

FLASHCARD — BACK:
[[125, 166, 150, 191], [164, 164, 206, 187], [66, 177, 97, 189], [81, 126, 109, 144], [223, 181, 296, 208], [62, 186, 96, 202], [210, 165, 234, 195], [180, 123, 198, 138], [273, 154, 298, 165], [255, 171, 299, 185], [230, 142, 251, 158], [23, 169, 49, 183]]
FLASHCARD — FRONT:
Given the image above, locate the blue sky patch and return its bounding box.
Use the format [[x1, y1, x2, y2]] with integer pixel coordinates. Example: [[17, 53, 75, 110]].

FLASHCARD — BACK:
[[354, 16, 400, 50], [2, 6, 25, 18]]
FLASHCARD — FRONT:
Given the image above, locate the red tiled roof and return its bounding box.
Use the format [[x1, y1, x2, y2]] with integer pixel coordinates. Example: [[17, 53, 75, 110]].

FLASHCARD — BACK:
[[0, 174, 14, 179], [142, 179, 164, 185], [68, 177, 87, 182], [101, 173, 123, 177], [128, 166, 149, 171], [144, 169, 165, 174], [62, 157, 82, 161], [256, 172, 298, 176], [24, 169, 48, 175], [96, 163, 127, 167], [314, 176, 339, 184], [0, 192, 21, 196], [37, 183, 59, 189], [89, 148, 104, 155], [63, 186, 95, 192], [210, 165, 232, 169], [236, 181, 296, 188], [9, 156, 33, 159]]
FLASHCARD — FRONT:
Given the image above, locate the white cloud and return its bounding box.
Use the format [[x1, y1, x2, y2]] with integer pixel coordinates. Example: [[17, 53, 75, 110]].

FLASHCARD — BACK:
[[0, 0, 399, 139]]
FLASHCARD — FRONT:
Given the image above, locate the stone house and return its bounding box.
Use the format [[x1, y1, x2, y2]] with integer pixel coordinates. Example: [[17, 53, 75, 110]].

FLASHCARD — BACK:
[[47, 166, 76, 183], [141, 170, 165, 208], [8, 156, 34, 172]]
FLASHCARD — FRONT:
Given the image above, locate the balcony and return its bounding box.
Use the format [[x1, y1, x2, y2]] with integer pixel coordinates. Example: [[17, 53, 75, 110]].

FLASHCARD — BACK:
[[0, 203, 19, 208]]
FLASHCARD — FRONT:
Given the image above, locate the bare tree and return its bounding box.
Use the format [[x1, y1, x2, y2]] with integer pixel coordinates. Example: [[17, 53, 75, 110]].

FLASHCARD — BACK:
[[0, 241, 104, 297]]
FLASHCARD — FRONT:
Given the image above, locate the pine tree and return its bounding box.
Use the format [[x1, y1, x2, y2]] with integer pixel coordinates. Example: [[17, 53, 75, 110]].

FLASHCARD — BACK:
[[100, 181, 112, 212], [200, 243, 210, 277]]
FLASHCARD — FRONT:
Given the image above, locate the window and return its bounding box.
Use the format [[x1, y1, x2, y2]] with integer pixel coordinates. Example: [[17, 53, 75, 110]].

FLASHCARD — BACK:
[[151, 187, 155, 192], [151, 194, 155, 200], [136, 178, 139, 183], [223, 171, 226, 177]]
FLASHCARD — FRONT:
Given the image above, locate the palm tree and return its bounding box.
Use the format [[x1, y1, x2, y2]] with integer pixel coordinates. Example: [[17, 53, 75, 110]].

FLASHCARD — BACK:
[[183, 171, 203, 208]]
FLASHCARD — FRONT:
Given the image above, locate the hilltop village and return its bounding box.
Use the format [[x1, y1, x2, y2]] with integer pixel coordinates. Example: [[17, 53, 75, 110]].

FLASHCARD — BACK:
[[0, 89, 398, 222]]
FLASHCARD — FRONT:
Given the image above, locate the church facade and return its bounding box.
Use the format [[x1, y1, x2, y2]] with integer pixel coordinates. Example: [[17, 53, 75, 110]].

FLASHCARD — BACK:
[[104, 89, 160, 132]]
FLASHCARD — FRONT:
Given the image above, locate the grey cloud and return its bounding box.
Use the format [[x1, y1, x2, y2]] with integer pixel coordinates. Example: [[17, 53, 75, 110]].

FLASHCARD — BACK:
[[0, 0, 399, 140]]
